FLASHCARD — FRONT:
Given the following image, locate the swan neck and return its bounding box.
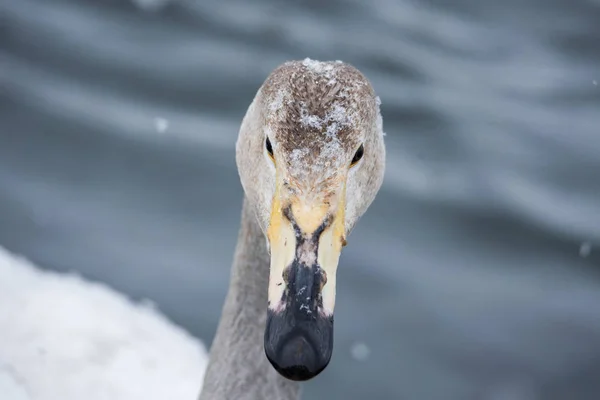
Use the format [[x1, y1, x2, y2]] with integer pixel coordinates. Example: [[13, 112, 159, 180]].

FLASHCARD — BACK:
[[198, 197, 299, 400]]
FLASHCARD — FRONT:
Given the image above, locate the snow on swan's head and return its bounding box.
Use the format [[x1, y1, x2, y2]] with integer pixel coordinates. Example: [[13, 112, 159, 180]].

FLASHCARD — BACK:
[[0, 246, 207, 400]]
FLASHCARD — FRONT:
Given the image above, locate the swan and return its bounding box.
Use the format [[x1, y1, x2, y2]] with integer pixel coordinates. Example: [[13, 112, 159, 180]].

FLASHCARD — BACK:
[[199, 59, 386, 399]]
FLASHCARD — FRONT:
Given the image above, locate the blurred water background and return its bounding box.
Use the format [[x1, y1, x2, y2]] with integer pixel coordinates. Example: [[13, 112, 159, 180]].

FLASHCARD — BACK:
[[1, 0, 600, 399]]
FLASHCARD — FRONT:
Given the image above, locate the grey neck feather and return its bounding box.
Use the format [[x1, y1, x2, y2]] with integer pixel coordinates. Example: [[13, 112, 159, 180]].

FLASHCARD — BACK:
[[198, 197, 300, 400]]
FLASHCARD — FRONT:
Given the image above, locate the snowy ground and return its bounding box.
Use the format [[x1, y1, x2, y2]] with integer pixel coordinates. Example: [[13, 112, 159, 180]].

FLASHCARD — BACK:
[[0, 246, 207, 400]]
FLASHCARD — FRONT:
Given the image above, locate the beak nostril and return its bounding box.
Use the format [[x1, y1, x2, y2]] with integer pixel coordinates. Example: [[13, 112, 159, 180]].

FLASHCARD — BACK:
[[282, 268, 290, 285], [320, 270, 327, 290]]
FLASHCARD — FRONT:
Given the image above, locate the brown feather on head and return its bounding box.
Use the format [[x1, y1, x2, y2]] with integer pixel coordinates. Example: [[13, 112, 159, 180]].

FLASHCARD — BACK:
[[259, 59, 379, 195]]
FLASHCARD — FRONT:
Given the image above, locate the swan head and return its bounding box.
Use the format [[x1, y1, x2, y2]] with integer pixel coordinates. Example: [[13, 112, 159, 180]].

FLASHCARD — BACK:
[[236, 59, 385, 381]]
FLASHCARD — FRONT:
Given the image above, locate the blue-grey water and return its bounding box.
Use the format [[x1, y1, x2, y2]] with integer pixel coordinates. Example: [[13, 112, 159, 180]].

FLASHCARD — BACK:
[[2, 0, 600, 399]]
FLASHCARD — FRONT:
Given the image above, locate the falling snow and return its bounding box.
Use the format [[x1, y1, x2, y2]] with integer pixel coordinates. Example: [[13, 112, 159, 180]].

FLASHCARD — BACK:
[[350, 342, 371, 361], [154, 117, 169, 133], [579, 242, 592, 258]]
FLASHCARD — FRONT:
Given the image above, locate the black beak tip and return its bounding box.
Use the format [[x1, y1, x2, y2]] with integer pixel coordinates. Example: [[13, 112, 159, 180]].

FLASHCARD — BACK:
[[265, 335, 331, 381], [269, 362, 328, 382]]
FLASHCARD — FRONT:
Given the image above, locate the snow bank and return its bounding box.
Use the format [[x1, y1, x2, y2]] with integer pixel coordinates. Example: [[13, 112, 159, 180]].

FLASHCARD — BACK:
[[0, 247, 207, 400]]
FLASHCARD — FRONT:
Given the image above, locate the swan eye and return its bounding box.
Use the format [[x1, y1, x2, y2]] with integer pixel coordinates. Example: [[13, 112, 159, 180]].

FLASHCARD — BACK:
[[265, 137, 274, 160], [350, 144, 364, 167]]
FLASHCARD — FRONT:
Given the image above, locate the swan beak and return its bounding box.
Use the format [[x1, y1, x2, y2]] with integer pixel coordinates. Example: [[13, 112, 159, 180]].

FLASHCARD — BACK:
[[264, 192, 345, 382]]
